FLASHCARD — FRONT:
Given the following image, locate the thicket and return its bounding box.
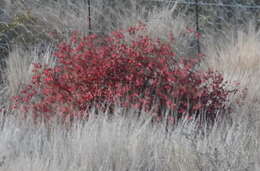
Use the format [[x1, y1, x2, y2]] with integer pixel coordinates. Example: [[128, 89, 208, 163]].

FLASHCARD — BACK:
[[11, 24, 237, 125]]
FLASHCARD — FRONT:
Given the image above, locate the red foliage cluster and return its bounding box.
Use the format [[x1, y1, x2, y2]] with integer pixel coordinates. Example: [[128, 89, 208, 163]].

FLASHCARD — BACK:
[[12, 25, 237, 123]]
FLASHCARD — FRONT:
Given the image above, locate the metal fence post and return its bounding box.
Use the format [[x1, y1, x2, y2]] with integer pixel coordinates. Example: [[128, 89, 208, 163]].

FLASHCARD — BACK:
[[195, 0, 201, 54], [86, 0, 92, 35]]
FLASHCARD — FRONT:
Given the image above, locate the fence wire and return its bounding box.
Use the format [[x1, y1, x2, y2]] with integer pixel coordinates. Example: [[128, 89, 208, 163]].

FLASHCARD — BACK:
[[143, 0, 260, 53], [1, 0, 260, 58], [143, 0, 260, 31]]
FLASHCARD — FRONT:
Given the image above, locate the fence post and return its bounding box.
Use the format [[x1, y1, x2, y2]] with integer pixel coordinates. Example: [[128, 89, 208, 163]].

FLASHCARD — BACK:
[[216, 4, 222, 32], [195, 0, 201, 54], [86, 0, 92, 35]]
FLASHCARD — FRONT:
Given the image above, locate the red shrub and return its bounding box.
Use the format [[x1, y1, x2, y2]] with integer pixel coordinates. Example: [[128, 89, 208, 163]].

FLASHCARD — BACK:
[[12, 25, 237, 123]]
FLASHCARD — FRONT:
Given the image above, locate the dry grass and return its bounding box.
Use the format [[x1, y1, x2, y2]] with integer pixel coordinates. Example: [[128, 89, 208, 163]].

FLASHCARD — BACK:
[[0, 0, 260, 170], [203, 23, 260, 138], [0, 107, 258, 171], [1, 0, 197, 56], [204, 23, 260, 76]]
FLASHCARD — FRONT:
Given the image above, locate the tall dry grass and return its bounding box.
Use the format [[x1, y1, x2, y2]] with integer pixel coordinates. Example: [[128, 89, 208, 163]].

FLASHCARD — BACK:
[[0, 0, 260, 170], [203, 23, 260, 143], [0, 107, 258, 171]]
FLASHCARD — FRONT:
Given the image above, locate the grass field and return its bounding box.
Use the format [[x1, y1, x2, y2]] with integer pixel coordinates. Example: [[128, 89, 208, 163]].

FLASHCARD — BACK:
[[0, 0, 260, 170]]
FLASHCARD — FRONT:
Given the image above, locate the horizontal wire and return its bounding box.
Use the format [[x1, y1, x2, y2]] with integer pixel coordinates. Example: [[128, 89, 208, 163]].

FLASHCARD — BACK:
[[145, 1, 260, 9]]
